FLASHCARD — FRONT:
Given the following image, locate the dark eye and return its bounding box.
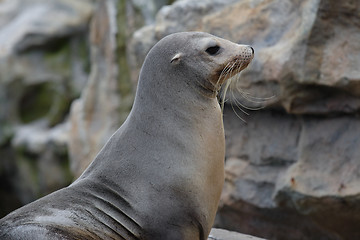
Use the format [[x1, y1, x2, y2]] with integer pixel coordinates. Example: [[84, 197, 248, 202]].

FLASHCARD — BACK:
[[205, 45, 220, 55]]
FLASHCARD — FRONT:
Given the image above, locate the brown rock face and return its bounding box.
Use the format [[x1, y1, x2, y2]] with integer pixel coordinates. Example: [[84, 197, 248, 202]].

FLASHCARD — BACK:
[[0, 0, 93, 217], [68, 0, 133, 177], [128, 0, 360, 239], [209, 228, 266, 240], [220, 107, 360, 239], [202, 0, 360, 114], [68, 0, 121, 177]]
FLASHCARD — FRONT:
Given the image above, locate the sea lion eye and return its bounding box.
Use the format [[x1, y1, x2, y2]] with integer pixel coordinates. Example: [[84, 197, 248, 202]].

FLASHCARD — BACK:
[[205, 45, 220, 55]]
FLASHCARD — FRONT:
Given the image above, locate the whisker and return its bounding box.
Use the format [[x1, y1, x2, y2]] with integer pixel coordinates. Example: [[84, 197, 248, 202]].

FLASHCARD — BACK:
[[240, 92, 276, 101], [219, 57, 274, 119], [221, 79, 232, 111], [231, 79, 270, 111], [219, 62, 237, 110], [234, 84, 275, 103], [233, 94, 266, 111], [216, 62, 232, 88], [230, 99, 247, 123], [220, 60, 243, 110], [230, 88, 249, 115]]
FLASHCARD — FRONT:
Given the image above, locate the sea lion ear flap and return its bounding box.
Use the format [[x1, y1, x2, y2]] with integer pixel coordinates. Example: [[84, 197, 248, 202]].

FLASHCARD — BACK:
[[170, 53, 182, 64]]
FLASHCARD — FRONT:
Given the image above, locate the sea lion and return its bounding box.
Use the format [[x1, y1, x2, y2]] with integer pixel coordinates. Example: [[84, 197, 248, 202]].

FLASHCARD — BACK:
[[0, 32, 254, 240]]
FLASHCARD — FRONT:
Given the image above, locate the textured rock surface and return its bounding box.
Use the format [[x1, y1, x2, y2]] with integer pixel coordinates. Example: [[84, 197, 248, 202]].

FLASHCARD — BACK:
[[0, 0, 94, 216], [128, 0, 360, 239], [68, 0, 127, 177], [68, 0, 176, 177], [201, 0, 360, 115], [131, 0, 360, 114], [209, 228, 265, 240], [0, 0, 93, 56], [128, 0, 240, 85], [218, 107, 348, 240]]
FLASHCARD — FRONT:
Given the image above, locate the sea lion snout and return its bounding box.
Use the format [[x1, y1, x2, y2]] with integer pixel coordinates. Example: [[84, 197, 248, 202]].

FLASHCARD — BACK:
[[236, 45, 254, 69], [227, 45, 254, 72], [210, 43, 254, 89], [240, 45, 254, 62]]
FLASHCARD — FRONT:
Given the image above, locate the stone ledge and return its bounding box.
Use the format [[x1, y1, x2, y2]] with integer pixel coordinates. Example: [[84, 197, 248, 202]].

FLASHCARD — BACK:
[[208, 228, 266, 240]]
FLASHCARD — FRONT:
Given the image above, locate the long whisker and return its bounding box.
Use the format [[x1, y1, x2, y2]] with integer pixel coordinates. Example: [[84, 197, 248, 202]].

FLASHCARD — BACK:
[[230, 97, 247, 123], [215, 63, 232, 93], [230, 87, 249, 115], [221, 79, 232, 111], [240, 92, 276, 101], [216, 62, 232, 87], [221, 60, 243, 110], [219, 61, 237, 110], [233, 93, 266, 111], [234, 83, 275, 103], [218, 56, 274, 122]]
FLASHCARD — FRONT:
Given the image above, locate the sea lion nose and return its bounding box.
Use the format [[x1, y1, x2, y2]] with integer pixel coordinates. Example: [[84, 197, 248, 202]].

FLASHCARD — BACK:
[[250, 46, 254, 54]]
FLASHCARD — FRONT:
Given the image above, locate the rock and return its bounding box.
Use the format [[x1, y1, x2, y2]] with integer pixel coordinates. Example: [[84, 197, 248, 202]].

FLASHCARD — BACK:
[[0, 120, 72, 213], [218, 107, 342, 239], [128, 0, 240, 85], [129, 0, 360, 239], [208, 228, 265, 240], [274, 115, 360, 239], [10, 120, 71, 202], [128, 0, 173, 25], [0, 0, 93, 56], [0, 0, 93, 141], [68, 0, 133, 177], [0, 0, 94, 217], [201, 0, 360, 114], [12, 120, 68, 155], [154, 0, 239, 38], [68, 0, 176, 177], [130, 0, 360, 114]]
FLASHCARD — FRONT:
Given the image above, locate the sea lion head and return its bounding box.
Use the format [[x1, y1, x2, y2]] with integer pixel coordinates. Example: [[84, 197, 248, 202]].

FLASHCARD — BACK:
[[139, 32, 254, 99]]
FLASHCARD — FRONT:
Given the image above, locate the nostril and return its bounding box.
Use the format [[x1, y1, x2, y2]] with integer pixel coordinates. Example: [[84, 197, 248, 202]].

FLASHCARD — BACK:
[[250, 47, 254, 54]]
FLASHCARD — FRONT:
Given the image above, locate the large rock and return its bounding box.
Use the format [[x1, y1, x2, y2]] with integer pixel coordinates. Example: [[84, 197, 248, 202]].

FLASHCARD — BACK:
[[274, 115, 360, 239], [10, 120, 71, 202], [130, 0, 360, 114], [201, 0, 360, 114], [128, 0, 240, 85], [0, 0, 94, 139], [128, 0, 174, 25], [128, 0, 360, 239], [209, 228, 265, 240], [68, 0, 175, 177], [0, 0, 93, 56], [0, 0, 94, 217], [218, 107, 346, 239], [68, 0, 135, 177]]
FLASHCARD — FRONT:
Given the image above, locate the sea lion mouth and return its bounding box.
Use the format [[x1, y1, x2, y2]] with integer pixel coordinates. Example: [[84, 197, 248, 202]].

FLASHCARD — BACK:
[[215, 54, 253, 87], [214, 50, 254, 109]]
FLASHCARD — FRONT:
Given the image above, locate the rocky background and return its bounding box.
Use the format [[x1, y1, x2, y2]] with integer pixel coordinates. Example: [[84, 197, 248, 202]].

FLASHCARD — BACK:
[[0, 0, 359, 239]]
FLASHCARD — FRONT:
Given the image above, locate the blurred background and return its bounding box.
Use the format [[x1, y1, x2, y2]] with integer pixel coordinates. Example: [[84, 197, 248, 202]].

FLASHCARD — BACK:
[[0, 0, 359, 239]]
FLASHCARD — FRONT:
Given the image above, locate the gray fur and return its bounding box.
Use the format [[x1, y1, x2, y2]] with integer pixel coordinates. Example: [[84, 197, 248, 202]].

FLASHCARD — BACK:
[[0, 32, 253, 240]]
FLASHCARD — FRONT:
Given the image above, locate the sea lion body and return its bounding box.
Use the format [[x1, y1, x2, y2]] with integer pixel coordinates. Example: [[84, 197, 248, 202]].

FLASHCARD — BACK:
[[0, 32, 253, 240]]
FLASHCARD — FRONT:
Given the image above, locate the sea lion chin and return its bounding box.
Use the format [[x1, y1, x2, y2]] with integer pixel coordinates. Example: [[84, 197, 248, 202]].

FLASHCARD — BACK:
[[0, 32, 253, 240]]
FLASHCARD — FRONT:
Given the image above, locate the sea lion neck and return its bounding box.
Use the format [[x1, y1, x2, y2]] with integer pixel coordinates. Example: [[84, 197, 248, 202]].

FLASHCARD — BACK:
[[131, 67, 218, 130]]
